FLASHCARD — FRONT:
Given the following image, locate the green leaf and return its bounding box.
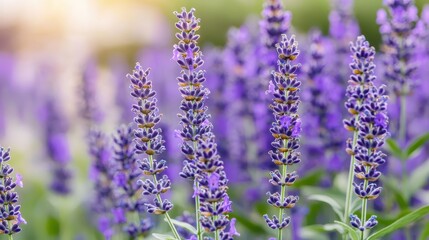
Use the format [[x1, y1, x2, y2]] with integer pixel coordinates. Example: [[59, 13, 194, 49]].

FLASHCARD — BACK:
[[385, 138, 404, 160], [405, 132, 429, 158], [334, 221, 360, 240], [293, 169, 324, 187], [300, 225, 331, 240], [308, 194, 343, 220], [152, 233, 177, 240], [383, 177, 409, 210], [168, 218, 197, 235], [367, 205, 429, 240], [406, 160, 429, 199]]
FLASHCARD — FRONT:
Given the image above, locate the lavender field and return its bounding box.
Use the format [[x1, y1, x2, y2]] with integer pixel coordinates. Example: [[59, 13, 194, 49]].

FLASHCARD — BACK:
[[1, 0, 429, 239]]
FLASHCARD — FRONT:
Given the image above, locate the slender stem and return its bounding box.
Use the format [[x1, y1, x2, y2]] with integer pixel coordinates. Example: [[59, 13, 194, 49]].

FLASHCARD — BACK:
[[360, 177, 368, 240], [195, 181, 203, 240], [343, 121, 359, 220], [278, 164, 287, 240], [277, 137, 288, 240], [8, 235, 13, 240], [399, 95, 408, 200], [149, 154, 181, 240]]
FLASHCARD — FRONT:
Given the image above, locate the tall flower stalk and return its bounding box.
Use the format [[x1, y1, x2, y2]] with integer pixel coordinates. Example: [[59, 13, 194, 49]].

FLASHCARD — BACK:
[[112, 124, 152, 238], [173, 8, 237, 240], [377, 0, 418, 144], [263, 34, 301, 240], [344, 36, 389, 239], [343, 36, 378, 227], [127, 64, 180, 239], [88, 130, 116, 239], [0, 147, 26, 240]]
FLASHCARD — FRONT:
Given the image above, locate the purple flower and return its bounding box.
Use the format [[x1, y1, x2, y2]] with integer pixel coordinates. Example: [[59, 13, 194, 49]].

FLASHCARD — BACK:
[[377, 0, 418, 97], [264, 35, 302, 237], [111, 124, 152, 237], [127, 64, 179, 237], [0, 147, 26, 236], [80, 59, 104, 127], [260, 0, 291, 49], [346, 36, 389, 235], [173, 7, 234, 239], [88, 130, 116, 236]]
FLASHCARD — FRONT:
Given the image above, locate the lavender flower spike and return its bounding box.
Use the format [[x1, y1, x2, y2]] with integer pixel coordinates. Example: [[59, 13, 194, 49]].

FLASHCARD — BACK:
[[128, 64, 180, 239], [112, 124, 152, 237], [173, 8, 236, 240], [343, 36, 378, 225], [260, 0, 292, 49], [377, 0, 418, 144], [88, 130, 116, 239], [263, 34, 301, 240], [0, 147, 26, 237], [346, 36, 389, 238]]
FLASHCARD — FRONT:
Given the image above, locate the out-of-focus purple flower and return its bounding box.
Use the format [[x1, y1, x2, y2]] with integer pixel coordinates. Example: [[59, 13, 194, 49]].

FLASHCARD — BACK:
[[88, 129, 116, 237], [263, 35, 301, 237], [301, 30, 346, 173], [80, 59, 104, 128], [346, 36, 389, 235], [377, 0, 418, 97], [0, 147, 26, 236], [40, 97, 73, 195], [260, 0, 291, 49], [111, 124, 152, 237], [173, 8, 234, 239], [110, 56, 134, 124]]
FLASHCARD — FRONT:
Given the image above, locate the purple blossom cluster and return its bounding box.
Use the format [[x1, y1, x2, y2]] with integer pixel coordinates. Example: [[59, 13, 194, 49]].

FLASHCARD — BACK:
[[345, 36, 389, 236], [173, 8, 237, 240], [263, 35, 301, 238], [41, 98, 73, 195], [127, 64, 179, 238], [0, 147, 25, 236]]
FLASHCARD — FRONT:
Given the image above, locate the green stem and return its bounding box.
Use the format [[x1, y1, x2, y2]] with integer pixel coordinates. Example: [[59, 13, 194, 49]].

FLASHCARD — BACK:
[[148, 153, 181, 240], [195, 181, 203, 240], [278, 164, 287, 240], [8, 235, 13, 240], [399, 95, 408, 200], [343, 123, 359, 220], [360, 177, 368, 240]]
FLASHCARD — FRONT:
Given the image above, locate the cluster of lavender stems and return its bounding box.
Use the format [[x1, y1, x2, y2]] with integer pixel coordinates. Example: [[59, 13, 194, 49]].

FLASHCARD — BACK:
[[127, 64, 180, 239], [112, 124, 152, 237], [263, 34, 301, 240], [0, 147, 25, 239], [343, 36, 389, 239], [173, 8, 237, 240]]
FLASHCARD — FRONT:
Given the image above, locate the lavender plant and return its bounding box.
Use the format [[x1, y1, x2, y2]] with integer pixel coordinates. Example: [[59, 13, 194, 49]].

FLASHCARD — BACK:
[[343, 36, 388, 239], [173, 8, 237, 240], [377, 0, 418, 143], [343, 36, 378, 226], [0, 147, 26, 239], [42, 98, 73, 195], [112, 124, 152, 237], [127, 64, 179, 239], [263, 34, 301, 240], [88, 130, 116, 239]]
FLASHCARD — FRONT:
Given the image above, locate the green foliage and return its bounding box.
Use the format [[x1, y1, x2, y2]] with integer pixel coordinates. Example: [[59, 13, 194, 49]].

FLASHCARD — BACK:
[[367, 205, 429, 240], [308, 194, 343, 220], [152, 233, 177, 240], [169, 218, 197, 235], [334, 221, 360, 240], [405, 132, 429, 159]]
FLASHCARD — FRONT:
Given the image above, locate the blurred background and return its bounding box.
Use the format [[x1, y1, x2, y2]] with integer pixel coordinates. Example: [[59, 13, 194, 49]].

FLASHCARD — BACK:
[[1, 0, 429, 239]]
